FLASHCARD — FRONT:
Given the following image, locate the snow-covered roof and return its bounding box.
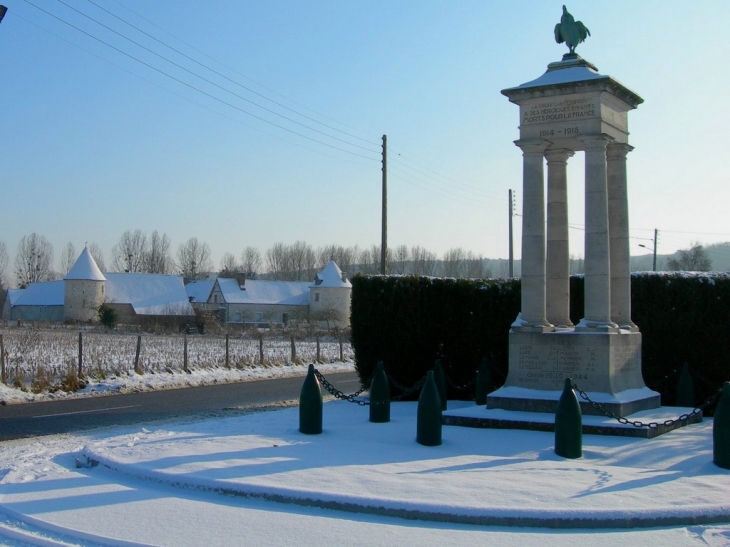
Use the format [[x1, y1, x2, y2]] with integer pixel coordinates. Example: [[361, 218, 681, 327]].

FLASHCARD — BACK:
[[311, 261, 351, 288], [6, 288, 25, 306], [185, 280, 215, 303], [65, 247, 106, 281], [217, 278, 310, 306], [105, 273, 194, 316], [501, 56, 642, 107], [12, 280, 64, 307]]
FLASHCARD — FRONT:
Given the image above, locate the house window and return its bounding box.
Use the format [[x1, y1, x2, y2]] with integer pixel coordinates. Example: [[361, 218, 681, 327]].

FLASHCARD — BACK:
[[213, 295, 218, 304], [314, 292, 320, 302], [282, 313, 289, 324], [254, 312, 263, 322]]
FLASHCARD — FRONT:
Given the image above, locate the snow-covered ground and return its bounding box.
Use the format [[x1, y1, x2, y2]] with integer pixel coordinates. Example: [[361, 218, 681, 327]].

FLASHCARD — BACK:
[[1, 362, 729, 547]]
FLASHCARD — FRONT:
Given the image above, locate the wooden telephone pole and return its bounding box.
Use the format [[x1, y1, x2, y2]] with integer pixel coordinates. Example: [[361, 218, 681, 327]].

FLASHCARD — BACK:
[[381, 135, 388, 275]]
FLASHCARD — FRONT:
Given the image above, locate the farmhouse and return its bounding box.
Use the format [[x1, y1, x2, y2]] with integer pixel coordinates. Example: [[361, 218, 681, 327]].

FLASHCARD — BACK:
[[186, 261, 352, 328], [3, 248, 352, 328], [3, 247, 195, 326]]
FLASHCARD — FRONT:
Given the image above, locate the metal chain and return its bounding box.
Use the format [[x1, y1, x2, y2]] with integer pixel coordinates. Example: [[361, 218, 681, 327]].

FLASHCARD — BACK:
[[572, 382, 724, 429], [313, 368, 370, 406], [445, 374, 475, 391], [391, 377, 427, 401]]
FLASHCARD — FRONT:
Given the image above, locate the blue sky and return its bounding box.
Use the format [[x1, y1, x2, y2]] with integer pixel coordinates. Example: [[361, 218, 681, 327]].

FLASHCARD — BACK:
[[1, 0, 729, 276]]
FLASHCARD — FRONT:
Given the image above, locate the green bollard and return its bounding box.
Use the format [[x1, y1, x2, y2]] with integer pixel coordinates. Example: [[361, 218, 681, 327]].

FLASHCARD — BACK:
[[417, 370, 443, 446], [433, 359, 447, 410], [555, 378, 582, 459], [675, 362, 695, 407], [475, 356, 492, 406], [713, 381, 730, 470], [299, 364, 322, 434], [369, 361, 391, 423]]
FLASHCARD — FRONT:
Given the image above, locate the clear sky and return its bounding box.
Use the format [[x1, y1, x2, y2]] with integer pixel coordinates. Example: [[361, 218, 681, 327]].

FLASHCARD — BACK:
[[1, 0, 729, 276]]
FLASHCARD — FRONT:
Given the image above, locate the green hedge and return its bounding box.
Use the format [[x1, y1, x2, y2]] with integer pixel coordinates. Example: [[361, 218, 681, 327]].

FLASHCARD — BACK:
[[351, 272, 730, 412]]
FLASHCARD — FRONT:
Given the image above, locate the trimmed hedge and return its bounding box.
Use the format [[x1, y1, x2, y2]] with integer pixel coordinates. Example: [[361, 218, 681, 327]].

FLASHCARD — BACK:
[[351, 272, 730, 413]]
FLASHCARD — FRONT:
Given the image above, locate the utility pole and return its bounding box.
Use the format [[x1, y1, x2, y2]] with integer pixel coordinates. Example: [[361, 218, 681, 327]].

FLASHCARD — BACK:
[[380, 134, 387, 275], [652, 228, 658, 272], [508, 189, 515, 277]]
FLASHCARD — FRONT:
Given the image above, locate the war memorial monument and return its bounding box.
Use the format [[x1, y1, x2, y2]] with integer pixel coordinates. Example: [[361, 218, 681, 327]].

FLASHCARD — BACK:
[[485, 7, 662, 419]]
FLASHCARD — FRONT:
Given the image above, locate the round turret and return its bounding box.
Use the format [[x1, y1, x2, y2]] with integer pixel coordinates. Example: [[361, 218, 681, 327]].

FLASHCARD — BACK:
[[64, 246, 106, 323]]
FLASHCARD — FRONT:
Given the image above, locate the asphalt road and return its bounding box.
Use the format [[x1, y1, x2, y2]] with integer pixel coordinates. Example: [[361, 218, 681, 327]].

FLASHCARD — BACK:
[[0, 370, 361, 441]]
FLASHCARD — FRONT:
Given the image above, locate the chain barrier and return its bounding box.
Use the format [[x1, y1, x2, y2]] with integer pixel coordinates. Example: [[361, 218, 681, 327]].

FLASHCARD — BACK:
[[445, 374, 475, 391], [386, 372, 427, 401], [314, 368, 370, 406], [572, 382, 724, 429]]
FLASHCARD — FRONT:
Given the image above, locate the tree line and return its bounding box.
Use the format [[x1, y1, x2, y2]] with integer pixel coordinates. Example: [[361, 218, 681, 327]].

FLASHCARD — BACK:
[[0, 231, 718, 294]]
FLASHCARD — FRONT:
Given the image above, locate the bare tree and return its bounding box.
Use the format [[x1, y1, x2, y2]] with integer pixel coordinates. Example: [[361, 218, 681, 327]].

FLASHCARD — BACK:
[[15, 233, 54, 287], [266, 242, 288, 280], [88, 242, 107, 272], [288, 240, 316, 281], [240, 246, 262, 278], [176, 237, 213, 280], [392, 245, 410, 275], [111, 230, 148, 272], [59, 242, 77, 276], [144, 230, 172, 274], [317, 244, 358, 276], [220, 252, 239, 274], [441, 247, 468, 278], [667, 243, 712, 272], [0, 240, 9, 288], [411, 245, 437, 276]]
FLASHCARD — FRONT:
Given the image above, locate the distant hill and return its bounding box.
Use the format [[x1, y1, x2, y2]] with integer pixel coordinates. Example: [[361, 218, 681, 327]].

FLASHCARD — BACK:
[[630, 242, 730, 272]]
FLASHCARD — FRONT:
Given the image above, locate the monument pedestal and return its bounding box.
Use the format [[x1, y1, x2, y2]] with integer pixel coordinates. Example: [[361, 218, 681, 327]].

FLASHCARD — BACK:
[[487, 330, 660, 416]]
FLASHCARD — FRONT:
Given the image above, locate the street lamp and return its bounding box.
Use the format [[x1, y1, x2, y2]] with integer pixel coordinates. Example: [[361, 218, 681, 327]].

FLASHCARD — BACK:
[[638, 244, 657, 272]]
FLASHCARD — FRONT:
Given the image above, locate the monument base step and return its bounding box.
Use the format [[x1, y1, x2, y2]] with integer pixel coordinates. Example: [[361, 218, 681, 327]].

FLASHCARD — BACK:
[[442, 405, 702, 439]]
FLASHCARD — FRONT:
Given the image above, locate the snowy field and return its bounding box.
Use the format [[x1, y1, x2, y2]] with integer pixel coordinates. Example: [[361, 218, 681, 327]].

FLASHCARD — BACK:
[[1, 332, 729, 546], [0, 328, 353, 405], [0, 398, 729, 546]]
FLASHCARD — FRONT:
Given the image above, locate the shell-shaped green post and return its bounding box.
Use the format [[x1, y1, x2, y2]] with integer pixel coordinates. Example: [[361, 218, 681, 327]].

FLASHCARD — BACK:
[[299, 364, 322, 434], [555, 377, 582, 459], [713, 381, 730, 469], [369, 361, 391, 423], [433, 359, 447, 410], [417, 370, 443, 446], [475, 356, 492, 406], [675, 362, 695, 407]]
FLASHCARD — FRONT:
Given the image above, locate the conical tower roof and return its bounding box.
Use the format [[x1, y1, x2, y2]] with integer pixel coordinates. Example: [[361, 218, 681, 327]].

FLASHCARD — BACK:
[[311, 261, 351, 288], [65, 246, 106, 281]]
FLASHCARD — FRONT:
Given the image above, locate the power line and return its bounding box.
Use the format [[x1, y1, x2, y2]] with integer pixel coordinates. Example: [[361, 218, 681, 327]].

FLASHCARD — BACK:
[[51, 0, 378, 155], [86, 0, 379, 149], [22, 0, 379, 161]]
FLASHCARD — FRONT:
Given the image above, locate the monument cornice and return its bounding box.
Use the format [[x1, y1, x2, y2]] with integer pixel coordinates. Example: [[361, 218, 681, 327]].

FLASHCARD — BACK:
[[501, 57, 643, 109]]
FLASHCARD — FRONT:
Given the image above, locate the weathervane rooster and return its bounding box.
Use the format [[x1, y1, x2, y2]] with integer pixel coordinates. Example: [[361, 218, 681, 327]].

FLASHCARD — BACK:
[[554, 5, 590, 56]]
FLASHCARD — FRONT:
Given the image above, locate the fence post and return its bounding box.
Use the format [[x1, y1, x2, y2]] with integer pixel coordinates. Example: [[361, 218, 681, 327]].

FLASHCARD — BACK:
[[134, 335, 143, 375], [183, 333, 190, 373], [259, 334, 264, 365], [225, 333, 230, 368], [555, 378, 582, 459], [78, 332, 83, 377], [417, 371, 442, 446], [0, 334, 5, 384], [339, 335, 344, 362], [316, 336, 321, 363], [290, 335, 296, 363]]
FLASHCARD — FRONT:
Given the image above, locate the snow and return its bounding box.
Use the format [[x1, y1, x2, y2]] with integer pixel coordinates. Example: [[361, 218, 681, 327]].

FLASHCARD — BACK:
[[64, 248, 105, 282], [217, 278, 310, 306], [311, 261, 351, 288], [11, 282, 64, 307], [1, 364, 729, 546], [104, 274, 194, 316]]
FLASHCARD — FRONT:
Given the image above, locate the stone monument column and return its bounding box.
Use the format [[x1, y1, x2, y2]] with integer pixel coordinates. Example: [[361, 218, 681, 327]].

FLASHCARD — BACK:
[[607, 142, 637, 330], [545, 148, 574, 328], [579, 134, 617, 330], [515, 139, 552, 330]]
